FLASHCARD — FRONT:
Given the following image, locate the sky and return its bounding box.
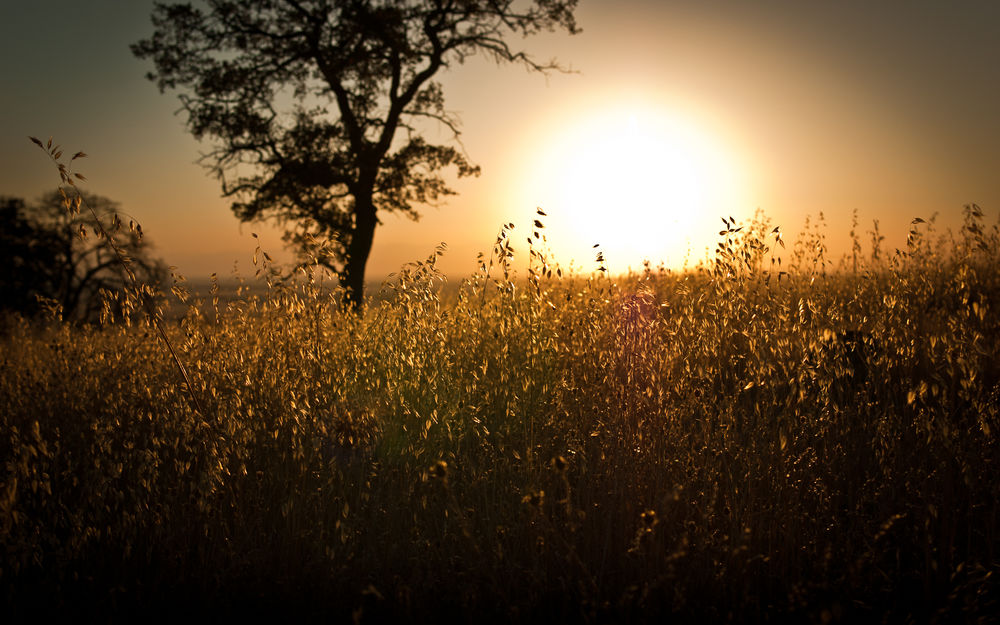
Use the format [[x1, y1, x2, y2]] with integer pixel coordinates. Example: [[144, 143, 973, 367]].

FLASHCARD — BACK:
[[2, 1, 998, 281]]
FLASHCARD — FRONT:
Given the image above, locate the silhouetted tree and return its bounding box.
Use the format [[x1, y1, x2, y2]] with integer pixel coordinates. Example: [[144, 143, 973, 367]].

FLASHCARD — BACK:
[[0, 191, 167, 322], [0, 197, 59, 317], [133, 0, 579, 308]]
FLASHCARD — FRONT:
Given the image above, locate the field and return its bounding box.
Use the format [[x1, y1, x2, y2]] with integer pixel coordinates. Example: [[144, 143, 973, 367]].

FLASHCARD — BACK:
[[2, 207, 999, 623]]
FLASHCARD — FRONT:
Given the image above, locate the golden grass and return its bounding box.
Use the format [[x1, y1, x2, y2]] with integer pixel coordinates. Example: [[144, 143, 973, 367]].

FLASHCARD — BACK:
[[2, 145, 998, 622]]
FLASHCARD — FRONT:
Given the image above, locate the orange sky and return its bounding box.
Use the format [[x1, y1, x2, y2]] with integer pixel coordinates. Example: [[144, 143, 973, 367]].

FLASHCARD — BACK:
[[2, 1, 998, 281]]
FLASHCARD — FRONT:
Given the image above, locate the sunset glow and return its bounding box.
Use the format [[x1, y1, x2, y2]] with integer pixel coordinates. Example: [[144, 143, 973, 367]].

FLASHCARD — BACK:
[[4, 2, 1000, 620], [520, 106, 743, 271], [2, 1, 998, 279]]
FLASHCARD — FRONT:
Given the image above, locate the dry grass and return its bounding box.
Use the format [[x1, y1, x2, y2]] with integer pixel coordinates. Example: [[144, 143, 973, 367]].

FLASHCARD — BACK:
[[2, 149, 999, 622]]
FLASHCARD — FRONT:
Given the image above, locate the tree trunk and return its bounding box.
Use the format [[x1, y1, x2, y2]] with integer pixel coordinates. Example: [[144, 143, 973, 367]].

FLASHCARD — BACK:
[[342, 193, 377, 311]]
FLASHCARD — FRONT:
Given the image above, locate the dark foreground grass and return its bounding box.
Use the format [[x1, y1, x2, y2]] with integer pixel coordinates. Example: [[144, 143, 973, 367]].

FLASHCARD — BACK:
[[2, 207, 999, 623]]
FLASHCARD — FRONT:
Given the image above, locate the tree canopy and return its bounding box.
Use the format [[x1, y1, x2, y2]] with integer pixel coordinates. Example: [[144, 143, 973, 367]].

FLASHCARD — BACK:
[[0, 192, 166, 323], [132, 0, 580, 307]]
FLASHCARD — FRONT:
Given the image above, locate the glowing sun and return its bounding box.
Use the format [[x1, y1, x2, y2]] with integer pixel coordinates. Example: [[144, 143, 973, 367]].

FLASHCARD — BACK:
[[520, 107, 742, 271]]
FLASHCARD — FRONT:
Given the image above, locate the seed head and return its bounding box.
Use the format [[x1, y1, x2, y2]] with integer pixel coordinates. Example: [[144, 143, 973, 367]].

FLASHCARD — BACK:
[[521, 490, 545, 507], [430, 460, 448, 480], [640, 509, 658, 528]]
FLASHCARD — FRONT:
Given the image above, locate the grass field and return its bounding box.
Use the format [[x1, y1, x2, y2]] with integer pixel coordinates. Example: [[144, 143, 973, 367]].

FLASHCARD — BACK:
[[2, 206, 998, 623]]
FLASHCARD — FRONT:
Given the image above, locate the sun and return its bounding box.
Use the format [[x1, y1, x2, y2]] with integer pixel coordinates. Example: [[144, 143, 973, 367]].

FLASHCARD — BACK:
[[519, 106, 743, 272]]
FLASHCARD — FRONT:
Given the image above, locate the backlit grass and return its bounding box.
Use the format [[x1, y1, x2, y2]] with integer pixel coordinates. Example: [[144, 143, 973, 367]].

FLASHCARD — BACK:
[[2, 197, 998, 622]]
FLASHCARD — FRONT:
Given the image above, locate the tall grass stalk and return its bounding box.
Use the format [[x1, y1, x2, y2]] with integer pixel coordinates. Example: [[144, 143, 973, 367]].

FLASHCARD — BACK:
[[28, 136, 204, 416]]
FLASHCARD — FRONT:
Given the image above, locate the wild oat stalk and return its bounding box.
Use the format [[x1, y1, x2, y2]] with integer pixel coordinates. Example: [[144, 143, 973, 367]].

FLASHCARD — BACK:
[[29, 135, 205, 416]]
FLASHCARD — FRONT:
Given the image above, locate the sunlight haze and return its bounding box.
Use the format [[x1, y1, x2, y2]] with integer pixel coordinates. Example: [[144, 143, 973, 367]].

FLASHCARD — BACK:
[[1, 1, 998, 282], [518, 103, 745, 271]]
